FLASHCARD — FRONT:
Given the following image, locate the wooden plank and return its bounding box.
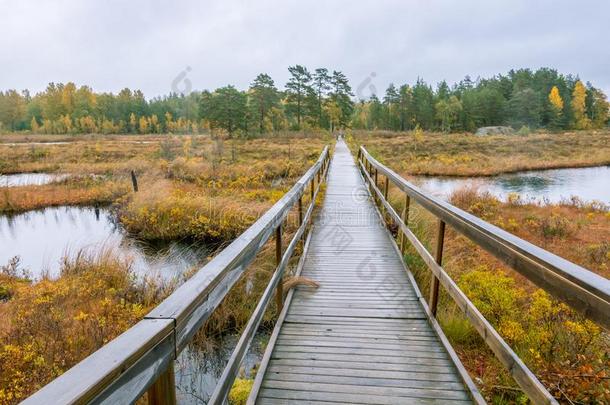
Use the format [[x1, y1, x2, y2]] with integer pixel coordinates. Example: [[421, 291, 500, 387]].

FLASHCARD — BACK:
[[270, 353, 456, 369], [276, 336, 446, 350], [266, 363, 462, 382], [257, 388, 472, 405], [268, 358, 457, 374], [271, 346, 450, 360], [261, 380, 471, 401], [265, 371, 466, 391]]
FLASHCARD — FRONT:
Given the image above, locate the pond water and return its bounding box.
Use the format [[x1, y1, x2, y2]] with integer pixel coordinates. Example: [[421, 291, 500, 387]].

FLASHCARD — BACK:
[[176, 334, 267, 404], [0, 206, 209, 279], [0, 173, 68, 187], [415, 165, 610, 205]]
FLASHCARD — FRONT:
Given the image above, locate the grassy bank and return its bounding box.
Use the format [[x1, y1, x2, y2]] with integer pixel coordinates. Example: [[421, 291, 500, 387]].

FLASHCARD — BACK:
[[0, 177, 129, 214], [348, 129, 610, 177]]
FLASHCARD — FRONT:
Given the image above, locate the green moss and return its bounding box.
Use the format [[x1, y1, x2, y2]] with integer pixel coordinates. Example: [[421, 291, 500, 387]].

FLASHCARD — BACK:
[[229, 378, 253, 405]]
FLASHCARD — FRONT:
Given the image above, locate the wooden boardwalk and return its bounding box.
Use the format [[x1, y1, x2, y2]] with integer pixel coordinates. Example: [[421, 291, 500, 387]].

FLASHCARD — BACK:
[[250, 140, 477, 404]]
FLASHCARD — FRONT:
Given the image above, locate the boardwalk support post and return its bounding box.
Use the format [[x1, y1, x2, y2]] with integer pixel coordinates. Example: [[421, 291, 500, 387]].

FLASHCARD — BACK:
[[130, 170, 139, 192], [310, 178, 315, 201], [147, 362, 176, 405], [399, 194, 411, 252], [275, 225, 283, 313], [298, 196, 303, 226], [383, 177, 389, 200], [429, 219, 445, 317]]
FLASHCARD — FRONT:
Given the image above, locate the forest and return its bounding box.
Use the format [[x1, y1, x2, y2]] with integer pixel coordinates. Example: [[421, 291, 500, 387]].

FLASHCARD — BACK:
[[0, 66, 608, 135]]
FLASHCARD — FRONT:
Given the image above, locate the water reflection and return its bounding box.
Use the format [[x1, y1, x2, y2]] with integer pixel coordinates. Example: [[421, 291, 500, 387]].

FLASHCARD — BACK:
[[0, 206, 209, 279], [176, 334, 266, 404], [0, 173, 68, 187], [416, 166, 610, 204]]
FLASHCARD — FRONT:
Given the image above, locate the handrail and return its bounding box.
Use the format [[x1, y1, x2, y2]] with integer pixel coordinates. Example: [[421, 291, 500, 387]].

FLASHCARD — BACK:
[[358, 146, 610, 328], [358, 145, 610, 404], [209, 157, 326, 403], [23, 146, 330, 405]]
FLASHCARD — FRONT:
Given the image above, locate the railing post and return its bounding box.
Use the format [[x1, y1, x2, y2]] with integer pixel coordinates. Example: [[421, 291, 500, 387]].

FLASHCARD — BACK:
[[275, 225, 284, 313], [310, 178, 315, 201], [383, 177, 389, 200], [399, 194, 411, 252], [429, 220, 445, 317], [298, 196, 303, 226], [147, 362, 176, 405]]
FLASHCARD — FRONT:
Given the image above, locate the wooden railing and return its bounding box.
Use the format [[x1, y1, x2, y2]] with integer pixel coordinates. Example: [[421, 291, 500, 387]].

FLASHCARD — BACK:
[[357, 146, 610, 405], [23, 146, 330, 405]]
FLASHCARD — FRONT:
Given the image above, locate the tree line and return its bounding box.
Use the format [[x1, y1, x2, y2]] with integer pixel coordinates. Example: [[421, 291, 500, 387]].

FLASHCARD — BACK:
[[353, 68, 608, 132], [0, 65, 354, 136], [0, 67, 607, 135]]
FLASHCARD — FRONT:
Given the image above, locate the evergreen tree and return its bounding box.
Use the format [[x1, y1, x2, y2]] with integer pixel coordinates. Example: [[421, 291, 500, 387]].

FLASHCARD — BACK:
[[206, 85, 247, 136], [368, 94, 384, 129], [411, 79, 435, 129], [249, 73, 279, 133], [329, 70, 354, 128], [311, 68, 331, 127], [383, 84, 400, 130], [398, 85, 413, 131], [508, 88, 542, 128], [285, 65, 312, 129]]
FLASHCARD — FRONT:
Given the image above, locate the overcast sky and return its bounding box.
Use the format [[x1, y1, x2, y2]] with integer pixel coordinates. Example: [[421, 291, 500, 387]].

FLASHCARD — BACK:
[[1, 0, 608, 99]]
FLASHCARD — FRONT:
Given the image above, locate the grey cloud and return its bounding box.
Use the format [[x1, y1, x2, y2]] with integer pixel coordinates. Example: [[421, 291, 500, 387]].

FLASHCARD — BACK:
[[1, 0, 608, 97]]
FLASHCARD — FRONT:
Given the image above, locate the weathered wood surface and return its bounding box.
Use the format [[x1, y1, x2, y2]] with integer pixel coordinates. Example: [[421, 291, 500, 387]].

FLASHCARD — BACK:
[[251, 141, 479, 404]]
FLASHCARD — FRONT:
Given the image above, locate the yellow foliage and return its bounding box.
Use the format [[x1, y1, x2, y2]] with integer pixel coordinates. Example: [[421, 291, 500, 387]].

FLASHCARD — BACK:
[[572, 81, 591, 129], [548, 86, 564, 111]]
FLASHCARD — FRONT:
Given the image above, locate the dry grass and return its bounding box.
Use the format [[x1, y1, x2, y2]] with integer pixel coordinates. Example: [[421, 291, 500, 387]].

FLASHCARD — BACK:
[[0, 178, 129, 214], [0, 133, 329, 240], [347, 129, 610, 177], [0, 249, 174, 404]]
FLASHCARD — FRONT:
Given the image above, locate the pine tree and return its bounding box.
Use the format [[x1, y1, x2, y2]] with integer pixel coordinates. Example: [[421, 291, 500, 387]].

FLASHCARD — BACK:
[[329, 70, 354, 128], [285, 65, 312, 129], [312, 68, 331, 127], [508, 88, 542, 129], [383, 84, 400, 130], [206, 85, 247, 136], [249, 73, 279, 133]]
